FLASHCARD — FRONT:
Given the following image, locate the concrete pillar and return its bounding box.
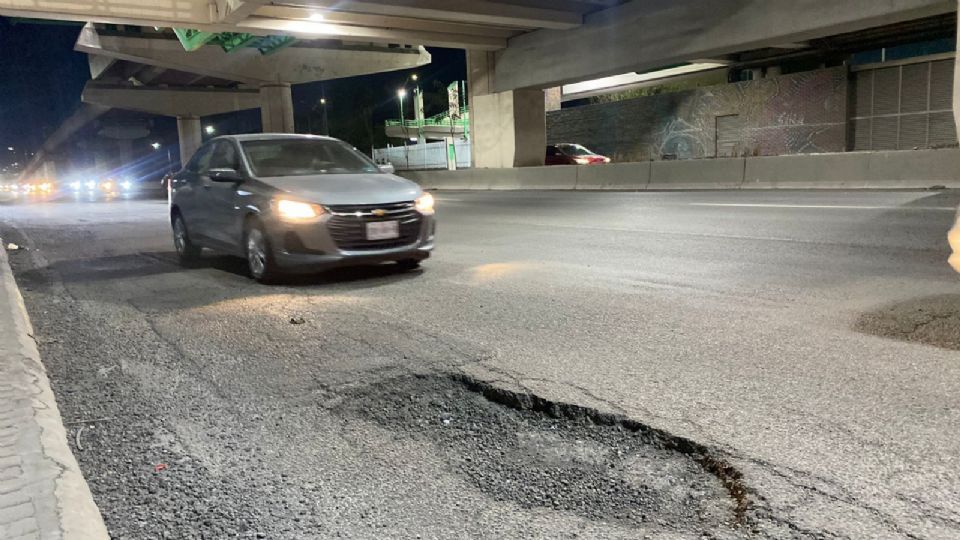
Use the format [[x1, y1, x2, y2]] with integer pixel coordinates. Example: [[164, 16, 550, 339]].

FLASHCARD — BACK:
[[177, 116, 202, 168], [468, 51, 546, 168], [545, 87, 562, 112], [260, 83, 295, 133]]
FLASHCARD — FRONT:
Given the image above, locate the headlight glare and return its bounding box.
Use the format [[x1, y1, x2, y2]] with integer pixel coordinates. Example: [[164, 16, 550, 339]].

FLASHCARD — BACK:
[[276, 199, 323, 221], [415, 192, 435, 214]]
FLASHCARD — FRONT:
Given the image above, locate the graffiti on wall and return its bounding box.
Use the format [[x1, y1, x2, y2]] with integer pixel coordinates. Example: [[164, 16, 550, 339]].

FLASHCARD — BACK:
[[547, 67, 848, 162]]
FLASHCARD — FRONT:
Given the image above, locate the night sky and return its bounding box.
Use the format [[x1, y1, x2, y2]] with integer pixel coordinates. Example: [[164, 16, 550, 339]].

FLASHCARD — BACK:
[[0, 18, 91, 168], [0, 17, 467, 171]]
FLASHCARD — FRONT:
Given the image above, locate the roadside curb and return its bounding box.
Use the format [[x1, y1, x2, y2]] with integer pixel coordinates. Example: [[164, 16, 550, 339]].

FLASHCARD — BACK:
[[0, 242, 109, 540]]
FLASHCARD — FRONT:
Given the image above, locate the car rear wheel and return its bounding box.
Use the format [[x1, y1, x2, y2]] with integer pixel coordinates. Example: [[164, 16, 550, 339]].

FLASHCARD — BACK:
[[245, 220, 282, 283], [172, 214, 202, 266]]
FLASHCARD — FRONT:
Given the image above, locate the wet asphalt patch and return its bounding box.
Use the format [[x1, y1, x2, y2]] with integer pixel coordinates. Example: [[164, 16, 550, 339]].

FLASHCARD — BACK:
[[855, 294, 960, 351], [337, 373, 749, 535]]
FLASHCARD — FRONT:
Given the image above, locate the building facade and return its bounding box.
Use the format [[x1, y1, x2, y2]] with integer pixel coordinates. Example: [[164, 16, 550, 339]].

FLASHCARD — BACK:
[[547, 55, 958, 162]]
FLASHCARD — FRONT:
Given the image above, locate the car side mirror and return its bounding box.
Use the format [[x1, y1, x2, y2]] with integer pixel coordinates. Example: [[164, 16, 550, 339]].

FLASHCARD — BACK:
[[378, 163, 396, 174], [209, 168, 243, 183]]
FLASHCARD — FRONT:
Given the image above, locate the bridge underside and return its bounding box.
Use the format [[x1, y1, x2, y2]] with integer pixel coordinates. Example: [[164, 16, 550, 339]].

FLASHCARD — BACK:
[[6, 0, 960, 172]]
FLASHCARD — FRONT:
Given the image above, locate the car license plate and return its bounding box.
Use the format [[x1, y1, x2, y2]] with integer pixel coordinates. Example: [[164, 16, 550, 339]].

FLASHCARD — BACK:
[[366, 220, 400, 241]]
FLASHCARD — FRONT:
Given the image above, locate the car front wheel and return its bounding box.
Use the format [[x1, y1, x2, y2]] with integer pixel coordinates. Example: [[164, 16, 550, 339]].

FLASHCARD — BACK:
[[245, 220, 282, 283]]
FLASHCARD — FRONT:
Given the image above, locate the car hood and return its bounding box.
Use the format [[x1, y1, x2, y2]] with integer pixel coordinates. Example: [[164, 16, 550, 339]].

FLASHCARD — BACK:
[[258, 173, 422, 206]]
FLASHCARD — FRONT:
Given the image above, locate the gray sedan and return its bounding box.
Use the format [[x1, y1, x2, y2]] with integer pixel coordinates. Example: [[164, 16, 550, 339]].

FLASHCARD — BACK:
[[169, 134, 436, 282]]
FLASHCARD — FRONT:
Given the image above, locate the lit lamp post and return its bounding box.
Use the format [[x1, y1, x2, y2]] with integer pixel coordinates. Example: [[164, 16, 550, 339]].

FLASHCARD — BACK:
[[320, 97, 329, 136], [152, 142, 174, 175]]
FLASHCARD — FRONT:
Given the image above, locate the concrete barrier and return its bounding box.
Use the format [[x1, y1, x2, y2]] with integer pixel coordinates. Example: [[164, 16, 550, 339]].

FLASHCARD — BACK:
[[744, 150, 960, 189], [649, 157, 745, 190], [403, 166, 578, 190], [744, 153, 871, 189], [865, 150, 960, 189], [576, 162, 651, 190], [0, 242, 109, 539], [402, 149, 960, 191]]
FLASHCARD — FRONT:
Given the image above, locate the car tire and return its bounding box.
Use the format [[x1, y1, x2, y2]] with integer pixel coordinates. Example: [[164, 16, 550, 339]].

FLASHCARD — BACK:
[[396, 259, 421, 271], [244, 219, 282, 284], [172, 213, 202, 266]]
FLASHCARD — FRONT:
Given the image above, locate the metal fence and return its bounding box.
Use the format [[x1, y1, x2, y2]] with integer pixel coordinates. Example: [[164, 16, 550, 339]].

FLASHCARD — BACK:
[[373, 141, 472, 171]]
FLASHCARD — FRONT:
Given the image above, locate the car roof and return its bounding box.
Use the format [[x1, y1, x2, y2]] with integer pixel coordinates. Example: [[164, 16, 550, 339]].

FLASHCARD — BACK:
[[217, 133, 340, 143]]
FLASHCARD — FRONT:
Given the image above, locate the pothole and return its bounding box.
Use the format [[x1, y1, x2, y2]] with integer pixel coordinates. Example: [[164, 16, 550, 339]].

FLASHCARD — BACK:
[[855, 294, 960, 351], [336, 373, 750, 534]]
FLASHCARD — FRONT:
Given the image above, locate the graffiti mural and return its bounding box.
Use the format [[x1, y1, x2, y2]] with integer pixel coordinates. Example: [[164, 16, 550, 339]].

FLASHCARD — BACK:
[[547, 67, 848, 162]]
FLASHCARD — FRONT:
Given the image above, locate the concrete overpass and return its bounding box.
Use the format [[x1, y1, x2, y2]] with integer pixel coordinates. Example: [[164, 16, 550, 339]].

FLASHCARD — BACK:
[[3, 0, 960, 172], [19, 21, 428, 179]]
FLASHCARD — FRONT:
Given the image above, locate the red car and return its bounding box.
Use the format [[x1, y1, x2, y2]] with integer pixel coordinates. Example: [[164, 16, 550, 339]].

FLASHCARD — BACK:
[[546, 144, 611, 165]]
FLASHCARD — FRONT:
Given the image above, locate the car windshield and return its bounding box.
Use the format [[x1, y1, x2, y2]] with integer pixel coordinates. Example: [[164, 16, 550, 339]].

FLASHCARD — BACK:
[[241, 139, 380, 177], [558, 144, 594, 156]]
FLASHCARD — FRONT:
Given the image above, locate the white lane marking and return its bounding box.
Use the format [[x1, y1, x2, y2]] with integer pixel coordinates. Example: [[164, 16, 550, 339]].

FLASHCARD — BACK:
[[689, 203, 956, 211]]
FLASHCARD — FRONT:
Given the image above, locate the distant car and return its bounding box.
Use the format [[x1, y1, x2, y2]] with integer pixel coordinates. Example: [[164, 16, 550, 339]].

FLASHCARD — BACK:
[[66, 177, 134, 196], [949, 205, 960, 273], [169, 134, 436, 283], [546, 144, 611, 166]]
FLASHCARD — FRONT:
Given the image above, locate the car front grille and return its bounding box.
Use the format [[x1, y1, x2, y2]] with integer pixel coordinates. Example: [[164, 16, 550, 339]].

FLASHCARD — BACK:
[[326, 201, 422, 251]]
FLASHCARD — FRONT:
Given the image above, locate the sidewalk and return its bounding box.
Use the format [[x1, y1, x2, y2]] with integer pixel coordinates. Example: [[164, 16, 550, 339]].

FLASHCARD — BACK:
[[0, 242, 108, 539]]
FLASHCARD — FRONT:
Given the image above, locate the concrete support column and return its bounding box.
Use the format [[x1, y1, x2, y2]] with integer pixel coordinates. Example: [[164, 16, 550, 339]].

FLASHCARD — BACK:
[[260, 83, 295, 133], [177, 116, 202, 168], [468, 51, 546, 168], [545, 87, 562, 112]]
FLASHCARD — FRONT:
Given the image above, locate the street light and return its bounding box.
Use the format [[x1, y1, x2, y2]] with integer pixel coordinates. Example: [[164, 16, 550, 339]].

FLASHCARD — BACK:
[[151, 142, 161, 150], [205, 125, 216, 135], [6, 147, 13, 152]]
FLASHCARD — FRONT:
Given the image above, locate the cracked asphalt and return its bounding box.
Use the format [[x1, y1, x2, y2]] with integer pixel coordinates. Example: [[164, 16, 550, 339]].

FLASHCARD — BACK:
[[2, 189, 960, 539]]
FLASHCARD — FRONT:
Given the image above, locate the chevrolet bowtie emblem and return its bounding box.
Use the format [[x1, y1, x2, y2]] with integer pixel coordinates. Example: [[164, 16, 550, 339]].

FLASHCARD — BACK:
[[372, 209, 387, 217]]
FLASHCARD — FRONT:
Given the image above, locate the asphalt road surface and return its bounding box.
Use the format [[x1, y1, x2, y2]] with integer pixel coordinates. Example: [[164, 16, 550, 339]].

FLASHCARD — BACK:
[[2, 189, 959, 539]]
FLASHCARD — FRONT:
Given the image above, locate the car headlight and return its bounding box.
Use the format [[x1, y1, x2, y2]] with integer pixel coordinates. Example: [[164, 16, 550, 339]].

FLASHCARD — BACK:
[[415, 192, 435, 214], [276, 199, 324, 221], [949, 223, 960, 273]]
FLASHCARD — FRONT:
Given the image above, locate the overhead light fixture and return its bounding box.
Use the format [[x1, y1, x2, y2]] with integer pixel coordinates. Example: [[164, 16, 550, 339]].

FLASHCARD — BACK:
[[284, 20, 334, 35], [562, 62, 729, 99], [308, 13, 325, 22]]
